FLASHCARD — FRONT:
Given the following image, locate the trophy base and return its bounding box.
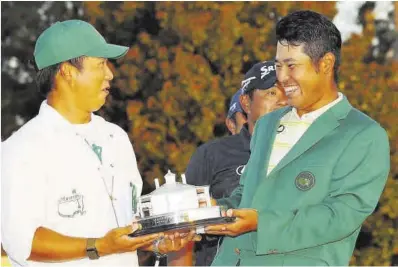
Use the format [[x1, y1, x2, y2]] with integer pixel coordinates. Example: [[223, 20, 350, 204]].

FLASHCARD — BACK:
[[128, 207, 235, 237]]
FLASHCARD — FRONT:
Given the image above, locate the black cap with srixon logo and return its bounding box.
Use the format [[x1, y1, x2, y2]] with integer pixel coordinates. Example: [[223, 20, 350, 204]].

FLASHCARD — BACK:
[[240, 61, 277, 93]]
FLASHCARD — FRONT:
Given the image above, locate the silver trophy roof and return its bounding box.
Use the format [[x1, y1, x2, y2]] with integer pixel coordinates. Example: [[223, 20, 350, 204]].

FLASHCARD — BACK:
[[149, 170, 196, 197]]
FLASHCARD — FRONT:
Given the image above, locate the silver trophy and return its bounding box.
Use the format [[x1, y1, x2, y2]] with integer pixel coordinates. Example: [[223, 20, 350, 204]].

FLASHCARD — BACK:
[[129, 170, 234, 237]]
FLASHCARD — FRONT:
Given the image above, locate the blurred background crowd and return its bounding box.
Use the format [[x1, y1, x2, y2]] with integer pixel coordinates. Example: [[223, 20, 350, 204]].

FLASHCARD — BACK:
[[1, 1, 397, 265]]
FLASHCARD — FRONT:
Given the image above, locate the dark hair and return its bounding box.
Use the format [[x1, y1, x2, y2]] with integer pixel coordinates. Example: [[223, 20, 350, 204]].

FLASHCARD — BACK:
[[276, 10, 342, 83], [34, 56, 86, 96], [244, 89, 255, 100]]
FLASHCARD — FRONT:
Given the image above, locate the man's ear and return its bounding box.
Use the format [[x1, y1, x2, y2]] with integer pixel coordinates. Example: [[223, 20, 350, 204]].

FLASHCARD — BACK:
[[59, 62, 78, 85], [225, 118, 237, 135], [240, 94, 251, 115], [320, 52, 335, 78]]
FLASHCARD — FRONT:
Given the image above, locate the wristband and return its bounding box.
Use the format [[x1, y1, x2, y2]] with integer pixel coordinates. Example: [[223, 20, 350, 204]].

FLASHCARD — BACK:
[[86, 238, 100, 260]]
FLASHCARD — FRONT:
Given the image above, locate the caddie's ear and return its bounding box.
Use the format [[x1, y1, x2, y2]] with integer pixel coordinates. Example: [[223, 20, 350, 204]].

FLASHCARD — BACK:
[[58, 61, 80, 87], [240, 94, 251, 115]]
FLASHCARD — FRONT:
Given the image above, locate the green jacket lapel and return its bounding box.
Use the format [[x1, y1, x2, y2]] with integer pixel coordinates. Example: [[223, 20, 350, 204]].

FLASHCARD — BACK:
[[256, 107, 291, 171], [268, 96, 352, 177], [241, 107, 290, 207]]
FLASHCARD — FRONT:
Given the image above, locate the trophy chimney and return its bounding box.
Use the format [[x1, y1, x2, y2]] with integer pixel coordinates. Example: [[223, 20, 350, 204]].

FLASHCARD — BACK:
[[181, 174, 187, 184], [164, 170, 176, 185]]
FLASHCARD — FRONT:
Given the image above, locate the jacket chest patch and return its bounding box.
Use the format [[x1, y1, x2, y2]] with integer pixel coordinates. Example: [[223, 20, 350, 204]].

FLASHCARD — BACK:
[[295, 171, 316, 191]]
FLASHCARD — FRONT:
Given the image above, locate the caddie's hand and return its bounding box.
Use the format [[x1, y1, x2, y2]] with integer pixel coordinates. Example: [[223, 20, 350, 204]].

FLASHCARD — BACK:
[[204, 209, 258, 237], [157, 229, 202, 254], [96, 221, 162, 256]]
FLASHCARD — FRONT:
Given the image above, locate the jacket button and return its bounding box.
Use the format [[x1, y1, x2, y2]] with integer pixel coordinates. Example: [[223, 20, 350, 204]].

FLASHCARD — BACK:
[[234, 248, 241, 255]]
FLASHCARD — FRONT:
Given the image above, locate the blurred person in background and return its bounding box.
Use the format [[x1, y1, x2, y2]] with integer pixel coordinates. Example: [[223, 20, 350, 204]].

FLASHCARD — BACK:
[[168, 60, 287, 266], [1, 19, 196, 267], [225, 89, 247, 135], [206, 10, 390, 266], [239, 61, 288, 135]]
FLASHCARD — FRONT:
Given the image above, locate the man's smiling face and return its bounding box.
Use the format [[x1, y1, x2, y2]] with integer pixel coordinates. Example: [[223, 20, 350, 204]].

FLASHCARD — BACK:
[[275, 42, 329, 116]]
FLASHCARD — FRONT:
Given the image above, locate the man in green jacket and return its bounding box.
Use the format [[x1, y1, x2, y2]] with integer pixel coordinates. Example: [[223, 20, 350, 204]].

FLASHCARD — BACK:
[[206, 10, 390, 266]]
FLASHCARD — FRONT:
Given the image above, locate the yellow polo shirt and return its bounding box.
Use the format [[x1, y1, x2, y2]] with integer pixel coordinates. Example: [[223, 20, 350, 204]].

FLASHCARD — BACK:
[[267, 93, 343, 175]]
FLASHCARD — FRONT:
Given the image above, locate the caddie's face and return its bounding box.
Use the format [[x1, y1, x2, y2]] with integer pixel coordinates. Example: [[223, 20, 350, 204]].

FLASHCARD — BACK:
[[73, 56, 114, 112], [250, 84, 287, 123], [275, 42, 326, 116]]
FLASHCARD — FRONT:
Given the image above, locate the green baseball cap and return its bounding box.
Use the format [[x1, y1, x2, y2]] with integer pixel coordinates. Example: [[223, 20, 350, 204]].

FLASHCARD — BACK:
[[34, 20, 129, 70]]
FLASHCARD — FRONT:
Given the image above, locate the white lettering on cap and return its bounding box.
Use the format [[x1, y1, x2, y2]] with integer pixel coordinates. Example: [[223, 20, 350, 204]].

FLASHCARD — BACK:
[[260, 65, 275, 79], [241, 76, 256, 91], [229, 102, 237, 112]]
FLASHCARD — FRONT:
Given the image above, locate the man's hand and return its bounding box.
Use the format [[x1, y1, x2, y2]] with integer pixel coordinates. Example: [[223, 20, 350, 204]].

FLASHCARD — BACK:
[[96, 222, 162, 256], [205, 209, 258, 237]]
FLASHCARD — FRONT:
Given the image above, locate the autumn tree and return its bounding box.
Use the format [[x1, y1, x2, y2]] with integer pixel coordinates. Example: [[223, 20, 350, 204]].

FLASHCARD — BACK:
[[1, 1, 85, 139]]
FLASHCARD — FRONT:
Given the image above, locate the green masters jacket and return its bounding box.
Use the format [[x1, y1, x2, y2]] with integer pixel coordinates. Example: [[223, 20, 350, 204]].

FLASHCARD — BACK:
[[213, 96, 390, 266]]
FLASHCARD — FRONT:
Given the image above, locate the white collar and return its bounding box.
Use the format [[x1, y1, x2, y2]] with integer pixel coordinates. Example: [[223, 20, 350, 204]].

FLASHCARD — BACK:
[[291, 92, 343, 122], [39, 100, 97, 130]]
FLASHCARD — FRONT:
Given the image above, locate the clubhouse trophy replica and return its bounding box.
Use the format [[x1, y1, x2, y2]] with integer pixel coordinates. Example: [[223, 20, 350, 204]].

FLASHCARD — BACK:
[[129, 170, 234, 237]]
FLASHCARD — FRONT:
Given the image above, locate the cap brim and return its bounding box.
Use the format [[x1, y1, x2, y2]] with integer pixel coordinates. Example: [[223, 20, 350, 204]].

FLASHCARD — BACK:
[[252, 76, 277, 91], [85, 43, 129, 59]]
